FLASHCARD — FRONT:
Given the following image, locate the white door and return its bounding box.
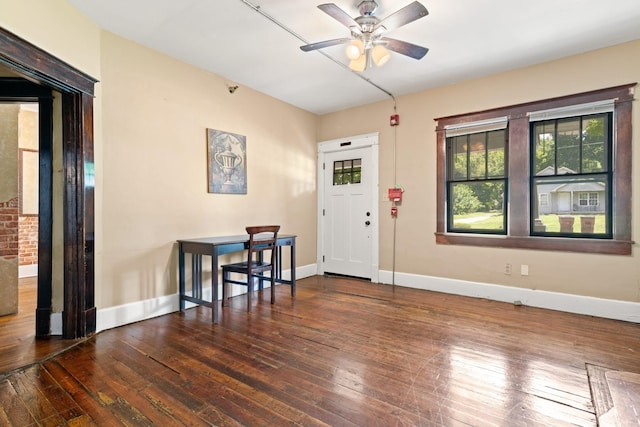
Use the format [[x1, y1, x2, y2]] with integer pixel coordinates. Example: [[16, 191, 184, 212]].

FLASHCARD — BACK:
[[320, 141, 377, 279], [558, 193, 571, 212]]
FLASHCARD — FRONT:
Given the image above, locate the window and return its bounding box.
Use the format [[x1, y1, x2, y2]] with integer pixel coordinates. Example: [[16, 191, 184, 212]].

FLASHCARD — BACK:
[[539, 193, 549, 206], [531, 112, 612, 237], [435, 84, 634, 255], [445, 120, 507, 234], [580, 192, 599, 207], [333, 159, 361, 185]]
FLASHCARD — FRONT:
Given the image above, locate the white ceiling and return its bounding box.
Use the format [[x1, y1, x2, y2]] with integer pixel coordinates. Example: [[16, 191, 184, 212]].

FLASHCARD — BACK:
[[66, 0, 640, 115]]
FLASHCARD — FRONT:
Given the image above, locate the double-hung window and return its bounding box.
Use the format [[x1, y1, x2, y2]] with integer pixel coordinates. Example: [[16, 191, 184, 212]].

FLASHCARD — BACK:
[[435, 84, 634, 255], [445, 118, 508, 234], [530, 103, 613, 237]]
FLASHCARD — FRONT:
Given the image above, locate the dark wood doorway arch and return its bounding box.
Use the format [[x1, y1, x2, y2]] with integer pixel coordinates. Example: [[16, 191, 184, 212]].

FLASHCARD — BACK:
[[0, 27, 97, 339]]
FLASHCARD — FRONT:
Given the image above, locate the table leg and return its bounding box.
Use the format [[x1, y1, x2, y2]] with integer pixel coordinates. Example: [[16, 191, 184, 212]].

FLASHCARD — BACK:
[[276, 247, 283, 279], [291, 239, 296, 297], [192, 254, 202, 300], [179, 244, 185, 311], [212, 250, 219, 323]]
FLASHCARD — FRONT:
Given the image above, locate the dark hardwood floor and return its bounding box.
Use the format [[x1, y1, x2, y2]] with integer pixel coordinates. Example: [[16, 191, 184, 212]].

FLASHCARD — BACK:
[[0, 277, 78, 375], [1, 275, 640, 426]]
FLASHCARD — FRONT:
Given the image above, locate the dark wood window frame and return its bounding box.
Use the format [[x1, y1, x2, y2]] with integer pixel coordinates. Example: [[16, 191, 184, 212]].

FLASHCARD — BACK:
[[435, 84, 635, 255]]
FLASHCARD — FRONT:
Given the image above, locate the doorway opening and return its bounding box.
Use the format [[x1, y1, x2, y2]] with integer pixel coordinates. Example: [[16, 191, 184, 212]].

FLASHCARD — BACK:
[[0, 26, 96, 339], [18, 103, 39, 279]]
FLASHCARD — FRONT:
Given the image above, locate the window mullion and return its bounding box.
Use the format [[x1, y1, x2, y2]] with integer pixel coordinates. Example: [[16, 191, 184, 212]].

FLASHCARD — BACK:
[[466, 135, 470, 179], [484, 133, 489, 180], [553, 122, 558, 174], [508, 115, 529, 237], [579, 117, 584, 174]]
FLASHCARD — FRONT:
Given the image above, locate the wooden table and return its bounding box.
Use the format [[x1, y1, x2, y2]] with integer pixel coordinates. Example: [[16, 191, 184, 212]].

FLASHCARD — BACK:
[[177, 234, 296, 322]]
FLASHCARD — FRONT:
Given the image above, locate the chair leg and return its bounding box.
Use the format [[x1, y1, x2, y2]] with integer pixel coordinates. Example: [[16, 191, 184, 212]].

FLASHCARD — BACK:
[[221, 270, 227, 306], [270, 273, 275, 304], [246, 273, 252, 312]]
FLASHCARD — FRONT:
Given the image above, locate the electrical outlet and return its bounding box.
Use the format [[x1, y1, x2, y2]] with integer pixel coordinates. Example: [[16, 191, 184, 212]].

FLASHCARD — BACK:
[[521, 265, 529, 276], [505, 263, 512, 275]]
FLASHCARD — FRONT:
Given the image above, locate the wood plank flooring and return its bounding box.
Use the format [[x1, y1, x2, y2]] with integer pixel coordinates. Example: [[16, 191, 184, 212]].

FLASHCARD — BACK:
[[0, 277, 78, 375], [2, 275, 640, 426]]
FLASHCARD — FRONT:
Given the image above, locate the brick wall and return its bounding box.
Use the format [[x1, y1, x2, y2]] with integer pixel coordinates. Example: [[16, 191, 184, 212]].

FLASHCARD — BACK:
[[19, 215, 38, 265], [0, 197, 19, 259]]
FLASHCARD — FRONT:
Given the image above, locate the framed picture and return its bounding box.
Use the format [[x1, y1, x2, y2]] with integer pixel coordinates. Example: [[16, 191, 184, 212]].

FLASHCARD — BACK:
[[207, 128, 247, 194]]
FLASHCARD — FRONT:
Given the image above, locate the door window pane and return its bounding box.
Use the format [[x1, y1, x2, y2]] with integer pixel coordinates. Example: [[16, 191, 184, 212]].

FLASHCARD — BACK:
[[333, 159, 362, 185]]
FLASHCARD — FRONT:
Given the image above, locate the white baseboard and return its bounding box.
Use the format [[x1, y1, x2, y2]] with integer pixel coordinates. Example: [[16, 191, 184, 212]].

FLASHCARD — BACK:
[[93, 263, 317, 333], [51, 312, 62, 335], [97, 293, 179, 332], [379, 270, 640, 324], [19, 264, 37, 278], [43, 263, 640, 335], [296, 263, 318, 280]]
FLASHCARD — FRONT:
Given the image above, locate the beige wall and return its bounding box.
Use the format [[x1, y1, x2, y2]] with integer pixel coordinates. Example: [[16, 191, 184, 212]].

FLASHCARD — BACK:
[[0, 0, 101, 79], [19, 107, 38, 215], [0, 104, 19, 315], [0, 105, 19, 202], [18, 107, 39, 267], [97, 32, 318, 307], [319, 40, 640, 303]]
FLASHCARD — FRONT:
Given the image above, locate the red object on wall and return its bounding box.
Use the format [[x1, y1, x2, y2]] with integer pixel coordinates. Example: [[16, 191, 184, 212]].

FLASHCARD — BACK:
[[390, 114, 399, 126], [391, 206, 398, 217], [388, 188, 402, 202]]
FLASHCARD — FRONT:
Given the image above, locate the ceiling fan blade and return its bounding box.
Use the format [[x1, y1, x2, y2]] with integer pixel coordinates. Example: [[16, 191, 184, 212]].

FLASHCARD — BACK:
[[300, 38, 352, 52], [376, 1, 428, 32], [318, 3, 359, 29], [380, 37, 429, 59]]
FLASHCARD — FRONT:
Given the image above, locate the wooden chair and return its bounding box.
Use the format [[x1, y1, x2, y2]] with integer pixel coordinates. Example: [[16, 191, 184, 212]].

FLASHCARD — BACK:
[[221, 225, 280, 311]]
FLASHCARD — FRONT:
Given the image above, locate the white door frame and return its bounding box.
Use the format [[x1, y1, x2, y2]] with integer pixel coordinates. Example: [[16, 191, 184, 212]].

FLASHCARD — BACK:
[[317, 133, 379, 282]]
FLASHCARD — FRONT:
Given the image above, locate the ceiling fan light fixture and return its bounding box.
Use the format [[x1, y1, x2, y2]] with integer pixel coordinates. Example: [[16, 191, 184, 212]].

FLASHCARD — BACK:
[[345, 39, 364, 60], [300, 1, 430, 72], [349, 54, 367, 72], [372, 45, 390, 67]]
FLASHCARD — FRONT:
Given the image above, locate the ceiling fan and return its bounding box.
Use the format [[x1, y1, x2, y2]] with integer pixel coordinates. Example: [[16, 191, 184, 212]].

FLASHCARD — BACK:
[[300, 0, 429, 72]]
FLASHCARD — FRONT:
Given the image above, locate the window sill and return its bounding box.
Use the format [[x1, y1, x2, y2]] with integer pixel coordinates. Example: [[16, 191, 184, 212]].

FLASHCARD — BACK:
[[434, 232, 632, 255]]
